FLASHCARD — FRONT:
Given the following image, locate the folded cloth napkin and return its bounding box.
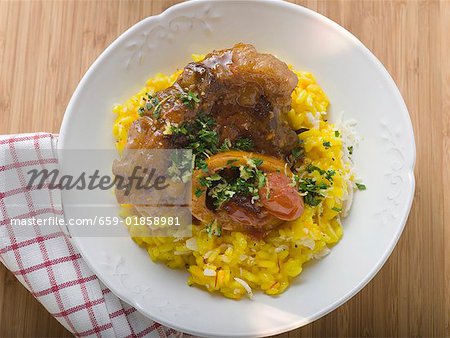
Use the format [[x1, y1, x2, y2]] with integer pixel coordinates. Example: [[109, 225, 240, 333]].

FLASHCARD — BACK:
[[0, 133, 183, 338]]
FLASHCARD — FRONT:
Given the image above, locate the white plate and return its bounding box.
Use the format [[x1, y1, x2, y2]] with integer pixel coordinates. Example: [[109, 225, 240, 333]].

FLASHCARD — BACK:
[[59, 1, 416, 336]]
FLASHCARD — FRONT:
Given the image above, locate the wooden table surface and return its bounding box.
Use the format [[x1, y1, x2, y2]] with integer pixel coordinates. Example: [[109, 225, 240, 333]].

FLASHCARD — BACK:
[[0, 0, 448, 337]]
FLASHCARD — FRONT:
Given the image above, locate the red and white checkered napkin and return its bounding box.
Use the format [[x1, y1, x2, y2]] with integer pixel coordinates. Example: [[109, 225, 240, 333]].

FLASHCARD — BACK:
[[0, 133, 183, 338]]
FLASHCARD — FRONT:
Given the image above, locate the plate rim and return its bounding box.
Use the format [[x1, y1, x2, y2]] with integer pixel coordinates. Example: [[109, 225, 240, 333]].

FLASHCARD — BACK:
[[58, 0, 416, 336]]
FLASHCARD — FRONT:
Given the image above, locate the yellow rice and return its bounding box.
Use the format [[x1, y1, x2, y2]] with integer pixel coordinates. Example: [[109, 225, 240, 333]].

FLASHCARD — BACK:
[[112, 55, 353, 299]]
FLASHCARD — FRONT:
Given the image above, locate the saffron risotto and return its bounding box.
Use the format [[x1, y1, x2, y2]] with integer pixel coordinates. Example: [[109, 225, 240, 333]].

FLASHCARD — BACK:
[[112, 54, 355, 299]]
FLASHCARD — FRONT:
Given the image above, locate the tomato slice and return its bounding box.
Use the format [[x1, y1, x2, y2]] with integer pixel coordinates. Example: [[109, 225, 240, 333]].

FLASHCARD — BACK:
[[259, 173, 304, 221]]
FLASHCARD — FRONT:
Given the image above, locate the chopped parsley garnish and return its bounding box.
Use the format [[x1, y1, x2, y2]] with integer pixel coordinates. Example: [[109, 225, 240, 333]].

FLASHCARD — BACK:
[[287, 144, 305, 168], [167, 150, 192, 183], [153, 108, 161, 119], [196, 158, 208, 172], [233, 138, 254, 151], [199, 176, 211, 188], [347, 146, 354, 155], [194, 188, 204, 198], [171, 114, 219, 169], [306, 164, 325, 175], [205, 219, 222, 237], [147, 98, 157, 111], [208, 181, 237, 208], [180, 91, 200, 109], [153, 95, 172, 119], [335, 130, 340, 137], [291, 146, 303, 160], [206, 173, 222, 182], [304, 194, 322, 206], [219, 138, 232, 151], [171, 115, 257, 170], [136, 94, 172, 119], [248, 158, 263, 167], [219, 137, 254, 152], [306, 164, 336, 183], [325, 169, 335, 181], [332, 206, 342, 212], [298, 177, 328, 206], [355, 182, 366, 191], [323, 141, 331, 149], [204, 161, 266, 209]]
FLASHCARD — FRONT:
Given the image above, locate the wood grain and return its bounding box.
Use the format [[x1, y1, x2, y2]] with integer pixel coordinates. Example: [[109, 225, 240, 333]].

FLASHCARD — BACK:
[[0, 0, 448, 337]]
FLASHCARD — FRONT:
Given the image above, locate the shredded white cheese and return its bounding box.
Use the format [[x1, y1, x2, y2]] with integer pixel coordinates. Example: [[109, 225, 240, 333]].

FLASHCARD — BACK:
[[173, 250, 190, 256], [234, 277, 253, 299], [334, 115, 361, 219], [275, 245, 288, 253], [297, 238, 315, 250], [313, 246, 331, 259], [306, 111, 320, 129], [203, 250, 214, 260], [162, 120, 174, 135], [203, 268, 216, 277], [342, 179, 354, 217], [185, 238, 198, 251], [221, 255, 231, 263]]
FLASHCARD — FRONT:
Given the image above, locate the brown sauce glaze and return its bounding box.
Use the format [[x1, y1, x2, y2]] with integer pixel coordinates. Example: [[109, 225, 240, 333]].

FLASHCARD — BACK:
[[114, 44, 302, 234]]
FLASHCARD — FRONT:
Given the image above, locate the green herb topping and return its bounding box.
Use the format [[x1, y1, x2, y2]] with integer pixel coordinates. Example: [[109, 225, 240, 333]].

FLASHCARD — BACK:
[[291, 146, 304, 160], [202, 159, 266, 209], [233, 138, 254, 151], [205, 219, 222, 237], [355, 182, 366, 191], [180, 91, 200, 109], [167, 150, 193, 183], [194, 187, 204, 198], [297, 177, 328, 206], [137, 94, 172, 119], [171, 115, 256, 170], [306, 164, 336, 183], [171, 114, 219, 169]]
